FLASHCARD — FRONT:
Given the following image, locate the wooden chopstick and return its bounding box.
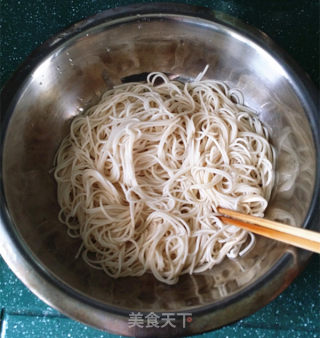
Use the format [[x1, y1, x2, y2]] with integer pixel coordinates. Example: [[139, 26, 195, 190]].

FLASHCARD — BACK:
[[218, 207, 320, 254]]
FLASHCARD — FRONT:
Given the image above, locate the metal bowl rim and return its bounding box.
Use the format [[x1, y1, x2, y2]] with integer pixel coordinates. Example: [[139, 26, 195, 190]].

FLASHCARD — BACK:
[[0, 0, 319, 326]]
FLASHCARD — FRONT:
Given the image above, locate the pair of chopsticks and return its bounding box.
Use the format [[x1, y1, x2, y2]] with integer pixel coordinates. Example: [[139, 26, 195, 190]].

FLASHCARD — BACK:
[[218, 207, 320, 254]]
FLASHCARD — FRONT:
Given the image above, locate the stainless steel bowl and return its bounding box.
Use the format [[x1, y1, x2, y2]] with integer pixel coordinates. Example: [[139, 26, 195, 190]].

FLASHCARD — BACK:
[[1, 3, 319, 337]]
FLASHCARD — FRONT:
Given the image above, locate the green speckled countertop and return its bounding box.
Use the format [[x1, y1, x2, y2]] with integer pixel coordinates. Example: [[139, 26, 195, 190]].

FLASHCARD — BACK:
[[0, 1, 319, 337]]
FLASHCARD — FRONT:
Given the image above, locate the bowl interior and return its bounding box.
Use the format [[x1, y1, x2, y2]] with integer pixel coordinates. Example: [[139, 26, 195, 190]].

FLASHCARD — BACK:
[[2, 12, 316, 312]]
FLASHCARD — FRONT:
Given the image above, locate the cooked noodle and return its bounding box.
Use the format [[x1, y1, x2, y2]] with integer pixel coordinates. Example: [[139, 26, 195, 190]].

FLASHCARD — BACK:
[[54, 71, 275, 284]]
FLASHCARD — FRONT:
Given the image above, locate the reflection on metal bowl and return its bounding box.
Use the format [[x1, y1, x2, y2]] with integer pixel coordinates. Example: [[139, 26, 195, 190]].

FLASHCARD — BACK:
[[0, 3, 319, 337]]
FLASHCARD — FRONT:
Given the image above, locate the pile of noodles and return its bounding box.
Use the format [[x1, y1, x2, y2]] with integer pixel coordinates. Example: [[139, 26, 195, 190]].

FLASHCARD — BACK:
[[54, 71, 274, 284]]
